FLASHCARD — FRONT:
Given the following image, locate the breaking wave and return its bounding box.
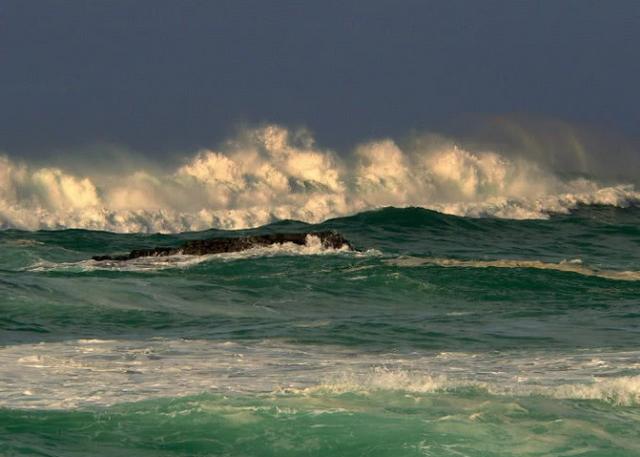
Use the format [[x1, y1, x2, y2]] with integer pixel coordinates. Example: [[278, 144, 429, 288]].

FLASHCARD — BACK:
[[304, 368, 640, 406], [1, 125, 639, 232]]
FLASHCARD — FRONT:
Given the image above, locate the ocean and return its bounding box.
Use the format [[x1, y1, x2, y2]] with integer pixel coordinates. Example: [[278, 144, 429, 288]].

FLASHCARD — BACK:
[[1, 204, 639, 456]]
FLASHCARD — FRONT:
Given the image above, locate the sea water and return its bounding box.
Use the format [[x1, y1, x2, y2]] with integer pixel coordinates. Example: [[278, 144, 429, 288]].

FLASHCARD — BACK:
[[1, 205, 639, 456]]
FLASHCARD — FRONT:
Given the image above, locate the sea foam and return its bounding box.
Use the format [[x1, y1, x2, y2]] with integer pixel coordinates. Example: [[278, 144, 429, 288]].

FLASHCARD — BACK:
[[4, 339, 639, 409]]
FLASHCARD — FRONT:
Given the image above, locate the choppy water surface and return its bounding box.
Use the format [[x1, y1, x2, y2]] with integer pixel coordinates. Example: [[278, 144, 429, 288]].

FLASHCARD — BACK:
[[1, 206, 639, 456]]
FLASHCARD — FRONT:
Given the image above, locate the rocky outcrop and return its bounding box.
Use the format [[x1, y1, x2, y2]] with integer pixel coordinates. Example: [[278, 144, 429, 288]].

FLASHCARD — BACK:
[[92, 231, 354, 261]]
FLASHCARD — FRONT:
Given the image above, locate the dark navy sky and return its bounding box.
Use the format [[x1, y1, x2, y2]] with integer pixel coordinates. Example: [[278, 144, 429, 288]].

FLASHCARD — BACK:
[[2, 0, 639, 157]]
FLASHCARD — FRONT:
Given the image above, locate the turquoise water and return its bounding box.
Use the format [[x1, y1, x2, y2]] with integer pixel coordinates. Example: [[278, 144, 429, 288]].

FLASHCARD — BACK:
[[1, 206, 639, 456]]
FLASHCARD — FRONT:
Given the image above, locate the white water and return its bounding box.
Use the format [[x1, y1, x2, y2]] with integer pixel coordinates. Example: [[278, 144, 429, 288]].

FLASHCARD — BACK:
[[24, 235, 379, 273], [1, 125, 638, 233], [2, 338, 639, 409]]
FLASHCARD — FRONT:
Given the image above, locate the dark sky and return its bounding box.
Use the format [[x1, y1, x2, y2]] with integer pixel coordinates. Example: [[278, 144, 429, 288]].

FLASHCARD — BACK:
[[2, 0, 639, 158]]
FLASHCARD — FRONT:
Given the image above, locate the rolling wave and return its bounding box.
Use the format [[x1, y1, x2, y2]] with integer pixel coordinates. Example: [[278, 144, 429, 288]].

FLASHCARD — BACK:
[[1, 125, 638, 233]]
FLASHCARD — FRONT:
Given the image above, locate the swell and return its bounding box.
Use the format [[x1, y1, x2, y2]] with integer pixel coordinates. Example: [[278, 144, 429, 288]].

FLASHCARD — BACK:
[[3, 253, 639, 349], [24, 204, 640, 269], [1, 206, 638, 349], [1, 125, 639, 233]]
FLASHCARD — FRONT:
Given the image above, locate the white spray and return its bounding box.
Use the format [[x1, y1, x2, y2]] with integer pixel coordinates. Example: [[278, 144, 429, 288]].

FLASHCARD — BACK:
[[0, 125, 638, 232]]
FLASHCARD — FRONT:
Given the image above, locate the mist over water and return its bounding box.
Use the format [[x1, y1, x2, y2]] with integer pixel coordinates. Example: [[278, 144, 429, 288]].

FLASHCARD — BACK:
[[1, 124, 638, 232]]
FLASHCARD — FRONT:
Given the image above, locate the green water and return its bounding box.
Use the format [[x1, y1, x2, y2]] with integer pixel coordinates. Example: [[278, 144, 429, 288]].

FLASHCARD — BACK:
[[3, 391, 640, 456], [1, 206, 639, 456]]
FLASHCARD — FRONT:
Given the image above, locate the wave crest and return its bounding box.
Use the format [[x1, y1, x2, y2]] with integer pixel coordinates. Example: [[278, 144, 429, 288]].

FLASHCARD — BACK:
[[1, 125, 638, 232]]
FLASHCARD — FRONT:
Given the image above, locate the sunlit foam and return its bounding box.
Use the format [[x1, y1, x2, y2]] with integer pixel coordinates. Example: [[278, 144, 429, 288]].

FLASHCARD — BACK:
[[1, 125, 639, 232], [2, 339, 639, 409]]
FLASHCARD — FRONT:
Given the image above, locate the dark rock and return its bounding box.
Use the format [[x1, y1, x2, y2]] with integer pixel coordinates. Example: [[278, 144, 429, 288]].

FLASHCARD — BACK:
[[92, 231, 354, 261]]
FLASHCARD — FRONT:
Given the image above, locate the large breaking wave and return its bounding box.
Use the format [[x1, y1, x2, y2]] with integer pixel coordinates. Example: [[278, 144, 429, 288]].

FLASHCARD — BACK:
[[1, 125, 638, 232]]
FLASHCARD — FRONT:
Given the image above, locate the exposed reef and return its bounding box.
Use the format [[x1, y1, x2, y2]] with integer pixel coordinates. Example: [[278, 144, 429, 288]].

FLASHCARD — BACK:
[[92, 231, 354, 261]]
